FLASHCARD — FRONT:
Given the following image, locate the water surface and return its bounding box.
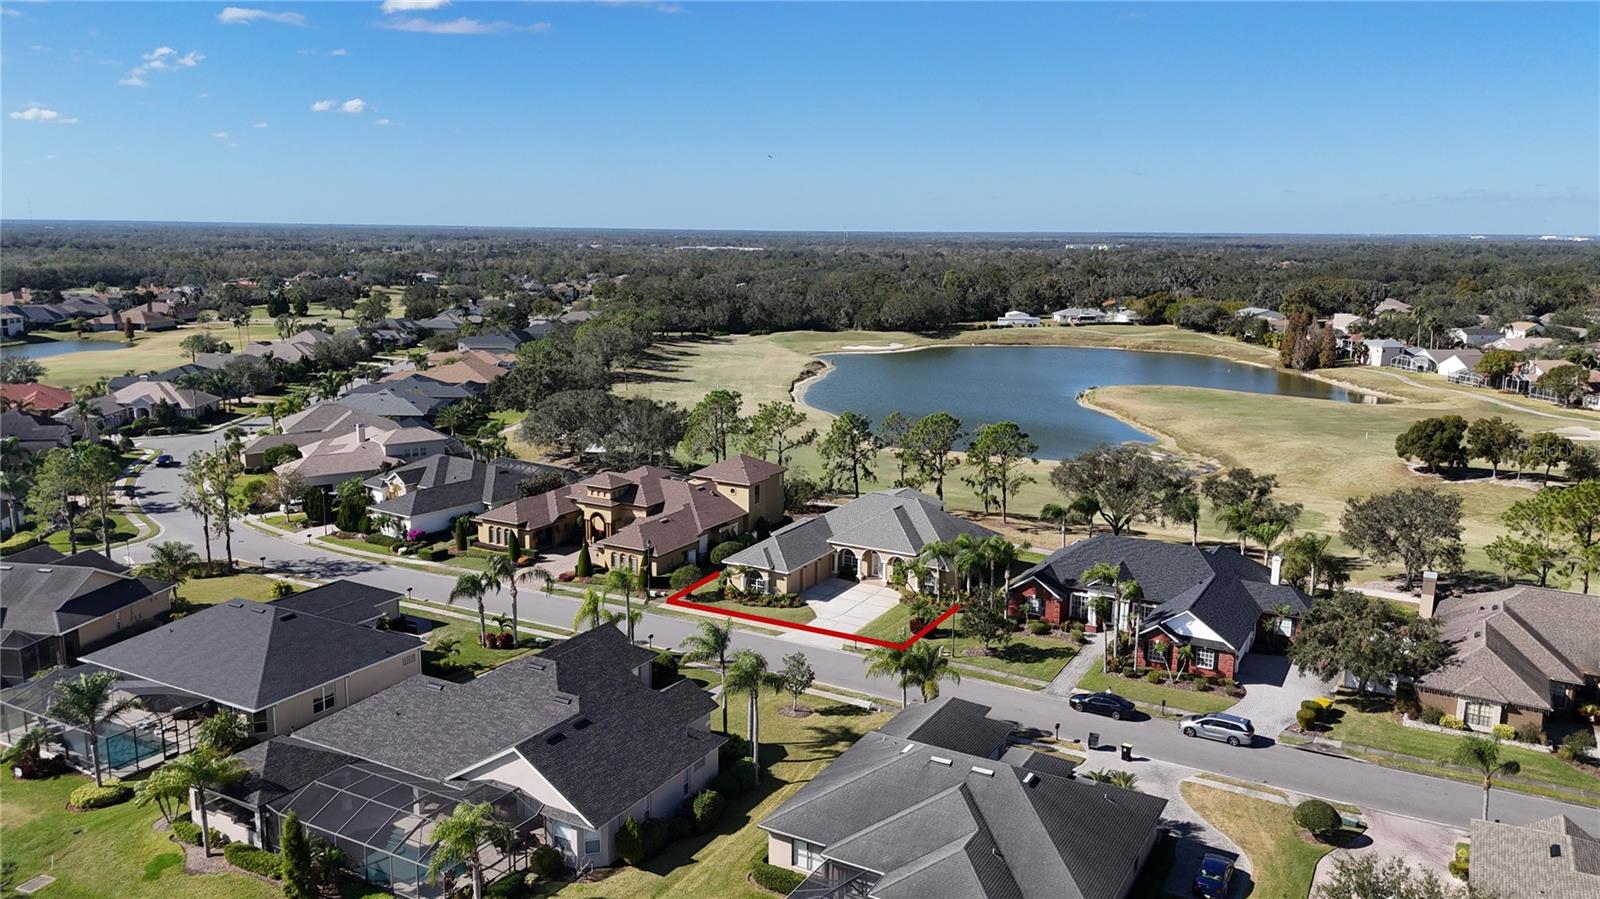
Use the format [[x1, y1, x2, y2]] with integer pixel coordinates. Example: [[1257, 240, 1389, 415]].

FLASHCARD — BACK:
[[2, 339, 130, 360]]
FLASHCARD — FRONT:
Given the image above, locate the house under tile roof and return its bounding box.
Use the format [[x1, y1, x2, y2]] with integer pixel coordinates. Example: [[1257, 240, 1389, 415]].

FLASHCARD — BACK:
[[1419, 586, 1600, 711], [365, 455, 526, 519], [0, 549, 170, 640]]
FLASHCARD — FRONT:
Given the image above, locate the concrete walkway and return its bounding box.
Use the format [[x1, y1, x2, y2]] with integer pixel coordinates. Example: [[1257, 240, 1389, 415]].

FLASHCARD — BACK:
[[1045, 633, 1102, 697], [1310, 810, 1465, 892]]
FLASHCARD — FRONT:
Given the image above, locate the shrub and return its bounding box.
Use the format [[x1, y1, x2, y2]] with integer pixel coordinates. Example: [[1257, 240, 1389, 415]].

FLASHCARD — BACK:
[[1514, 721, 1544, 744], [737, 592, 807, 609], [669, 564, 703, 590], [652, 650, 679, 682], [1295, 708, 1318, 732], [170, 819, 226, 848], [733, 759, 759, 791], [575, 544, 592, 578], [1218, 677, 1236, 692], [615, 816, 646, 866], [557, 570, 575, 583], [1449, 844, 1470, 881], [669, 814, 694, 842], [752, 852, 806, 894], [1194, 676, 1215, 691], [1440, 714, 1465, 730], [1300, 699, 1322, 714], [270, 580, 297, 599], [691, 789, 725, 834], [641, 817, 670, 860], [1557, 728, 1596, 762], [719, 734, 750, 764], [1292, 799, 1342, 840], [1145, 670, 1164, 684], [1420, 706, 1445, 726], [365, 534, 400, 549], [1490, 723, 1516, 742], [70, 780, 132, 809], [709, 539, 746, 566], [1028, 620, 1053, 636], [528, 844, 563, 879], [223, 843, 282, 879], [1105, 656, 1126, 673]]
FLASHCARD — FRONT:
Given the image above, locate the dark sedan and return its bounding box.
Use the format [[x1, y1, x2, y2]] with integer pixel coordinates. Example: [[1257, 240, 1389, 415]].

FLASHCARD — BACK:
[[1193, 853, 1235, 899], [1067, 691, 1136, 719]]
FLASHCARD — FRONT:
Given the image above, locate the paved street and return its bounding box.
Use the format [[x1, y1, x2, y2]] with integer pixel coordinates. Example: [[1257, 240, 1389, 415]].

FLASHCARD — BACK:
[[126, 426, 1600, 834]]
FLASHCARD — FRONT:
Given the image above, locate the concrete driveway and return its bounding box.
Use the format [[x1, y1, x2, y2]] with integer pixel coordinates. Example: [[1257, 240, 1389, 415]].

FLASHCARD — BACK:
[[794, 578, 902, 646], [1311, 810, 1465, 891], [1228, 654, 1334, 737]]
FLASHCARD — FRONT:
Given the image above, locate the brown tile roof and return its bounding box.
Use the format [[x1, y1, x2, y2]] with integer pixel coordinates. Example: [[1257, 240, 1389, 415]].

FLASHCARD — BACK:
[[476, 484, 581, 529], [691, 453, 786, 487], [599, 481, 744, 553], [0, 382, 74, 413]]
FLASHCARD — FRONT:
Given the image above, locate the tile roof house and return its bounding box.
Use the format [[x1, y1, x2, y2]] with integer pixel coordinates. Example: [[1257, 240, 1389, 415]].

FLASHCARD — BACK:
[[1469, 815, 1600, 899], [1373, 298, 1415, 315], [285, 625, 723, 869], [81, 593, 423, 738], [477, 455, 785, 579], [240, 328, 335, 365], [341, 376, 475, 418], [389, 350, 507, 387], [239, 402, 407, 470], [1414, 585, 1600, 736], [1009, 535, 1312, 680], [0, 547, 175, 685], [724, 487, 997, 597], [0, 382, 74, 414], [364, 455, 541, 536], [760, 699, 1168, 899], [273, 421, 457, 488], [0, 408, 74, 452]]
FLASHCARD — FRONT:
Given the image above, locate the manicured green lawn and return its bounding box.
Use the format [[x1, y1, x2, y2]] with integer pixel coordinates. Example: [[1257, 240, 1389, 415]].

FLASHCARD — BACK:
[[1180, 781, 1339, 899], [0, 769, 279, 899], [421, 617, 543, 679], [259, 511, 308, 530], [683, 594, 817, 625], [1076, 658, 1239, 714], [181, 572, 287, 606], [854, 604, 1078, 683], [1320, 697, 1600, 795], [547, 675, 890, 898], [1, 513, 147, 554]]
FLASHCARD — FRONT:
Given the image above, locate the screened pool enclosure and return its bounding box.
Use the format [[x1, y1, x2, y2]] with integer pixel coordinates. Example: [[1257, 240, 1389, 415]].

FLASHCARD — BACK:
[[0, 664, 207, 776]]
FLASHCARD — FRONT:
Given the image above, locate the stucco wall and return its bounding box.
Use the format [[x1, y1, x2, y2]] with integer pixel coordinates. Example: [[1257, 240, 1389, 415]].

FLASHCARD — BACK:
[[74, 586, 174, 649], [268, 649, 420, 735]]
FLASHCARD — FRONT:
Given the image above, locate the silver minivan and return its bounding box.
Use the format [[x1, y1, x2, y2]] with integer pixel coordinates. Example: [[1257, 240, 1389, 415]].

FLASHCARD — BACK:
[[1179, 712, 1255, 746]]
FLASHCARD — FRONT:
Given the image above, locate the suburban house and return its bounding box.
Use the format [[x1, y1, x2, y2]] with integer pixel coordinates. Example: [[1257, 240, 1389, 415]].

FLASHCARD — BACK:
[[0, 382, 74, 414], [416, 308, 475, 334], [1235, 306, 1286, 324], [477, 455, 785, 577], [391, 351, 507, 388], [270, 581, 402, 628], [1436, 349, 1486, 384], [240, 328, 335, 365], [994, 310, 1041, 327], [723, 487, 997, 596], [1449, 326, 1503, 348], [364, 455, 543, 536], [1469, 815, 1600, 899], [57, 379, 222, 434], [0, 409, 74, 452], [1362, 338, 1410, 367], [240, 402, 405, 469], [357, 317, 421, 348], [759, 698, 1168, 899], [273, 421, 457, 488], [257, 625, 722, 887], [457, 329, 541, 354], [88, 308, 177, 332], [1373, 298, 1414, 316], [342, 377, 476, 419], [1502, 320, 1543, 339], [81, 593, 423, 739], [1326, 312, 1366, 335], [1414, 585, 1599, 737], [1101, 302, 1143, 323], [0, 547, 175, 686], [1489, 335, 1555, 354], [0, 311, 24, 338], [1007, 535, 1312, 679], [1052, 307, 1105, 325]]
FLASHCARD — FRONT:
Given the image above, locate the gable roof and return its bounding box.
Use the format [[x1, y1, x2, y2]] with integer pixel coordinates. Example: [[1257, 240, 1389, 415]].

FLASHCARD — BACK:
[[0, 551, 169, 638], [1013, 535, 1310, 652], [81, 597, 422, 711], [367, 456, 526, 519], [0, 409, 73, 447], [876, 696, 1015, 759], [271, 581, 400, 626], [1470, 815, 1600, 899], [222, 736, 358, 808], [1420, 586, 1600, 710], [725, 489, 997, 573]]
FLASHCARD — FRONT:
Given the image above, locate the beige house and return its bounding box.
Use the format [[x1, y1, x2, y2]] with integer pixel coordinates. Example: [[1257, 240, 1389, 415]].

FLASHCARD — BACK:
[[273, 421, 456, 488]]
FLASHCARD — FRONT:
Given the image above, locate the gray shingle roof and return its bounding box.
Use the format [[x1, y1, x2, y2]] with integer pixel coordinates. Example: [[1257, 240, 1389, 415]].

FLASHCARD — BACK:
[[81, 598, 422, 711], [271, 581, 400, 626], [1012, 535, 1310, 652], [876, 696, 1015, 759], [1419, 587, 1600, 711], [367, 456, 527, 519], [1470, 815, 1600, 899], [0, 552, 169, 638], [725, 488, 997, 573], [223, 736, 358, 808]]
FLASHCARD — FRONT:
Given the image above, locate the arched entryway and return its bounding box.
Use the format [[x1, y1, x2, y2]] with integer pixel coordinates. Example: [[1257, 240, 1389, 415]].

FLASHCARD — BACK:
[[836, 549, 858, 579]]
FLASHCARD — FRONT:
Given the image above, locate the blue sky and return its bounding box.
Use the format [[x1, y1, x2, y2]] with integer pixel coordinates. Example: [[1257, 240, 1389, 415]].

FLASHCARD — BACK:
[[2, 2, 1596, 234]]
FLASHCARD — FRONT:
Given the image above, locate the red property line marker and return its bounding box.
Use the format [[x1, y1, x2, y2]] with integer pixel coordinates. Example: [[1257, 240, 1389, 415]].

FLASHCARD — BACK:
[[664, 571, 958, 651]]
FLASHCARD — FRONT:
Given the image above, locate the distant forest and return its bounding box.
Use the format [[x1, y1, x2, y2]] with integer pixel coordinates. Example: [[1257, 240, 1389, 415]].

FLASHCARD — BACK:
[[3, 222, 1597, 334]]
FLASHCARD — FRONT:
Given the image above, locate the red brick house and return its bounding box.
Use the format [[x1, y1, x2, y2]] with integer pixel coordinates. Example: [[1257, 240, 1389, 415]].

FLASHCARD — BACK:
[[1007, 535, 1312, 680]]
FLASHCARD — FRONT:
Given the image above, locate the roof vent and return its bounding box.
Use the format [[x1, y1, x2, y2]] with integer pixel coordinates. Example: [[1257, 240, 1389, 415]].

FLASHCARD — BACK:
[[546, 732, 567, 745], [900, 744, 915, 754], [1550, 844, 1561, 858], [0, 565, 9, 571], [554, 696, 572, 705], [278, 612, 297, 621], [572, 718, 592, 731], [970, 766, 995, 777], [929, 756, 953, 767], [1022, 772, 1038, 785], [36, 567, 52, 573], [528, 660, 547, 670]]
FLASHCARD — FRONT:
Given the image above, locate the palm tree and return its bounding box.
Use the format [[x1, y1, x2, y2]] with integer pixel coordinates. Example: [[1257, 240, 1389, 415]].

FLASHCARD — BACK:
[[864, 644, 913, 708], [1069, 494, 1101, 536], [0, 727, 63, 776], [980, 536, 1018, 589], [1080, 562, 1123, 632], [1039, 502, 1073, 547], [1086, 769, 1140, 790], [68, 393, 102, 441], [604, 568, 638, 642], [902, 641, 961, 702], [1166, 491, 1202, 546], [1246, 519, 1290, 561], [168, 747, 247, 857], [533, 565, 555, 596], [448, 573, 491, 644], [146, 541, 200, 602], [1281, 533, 1347, 595], [48, 670, 137, 787], [179, 461, 214, 566], [424, 801, 514, 899], [1216, 504, 1255, 555], [481, 554, 519, 644], [1450, 735, 1522, 820], [573, 587, 620, 631], [681, 619, 735, 733], [724, 650, 783, 775], [311, 371, 344, 403], [1175, 643, 1195, 677]]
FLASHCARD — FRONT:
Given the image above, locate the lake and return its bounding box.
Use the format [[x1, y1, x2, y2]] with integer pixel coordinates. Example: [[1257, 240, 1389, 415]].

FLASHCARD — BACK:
[[802, 345, 1357, 459], [2, 338, 130, 361]]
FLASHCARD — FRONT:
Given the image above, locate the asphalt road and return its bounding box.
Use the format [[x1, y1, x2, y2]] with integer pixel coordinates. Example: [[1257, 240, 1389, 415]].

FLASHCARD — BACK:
[[127, 425, 1600, 833]]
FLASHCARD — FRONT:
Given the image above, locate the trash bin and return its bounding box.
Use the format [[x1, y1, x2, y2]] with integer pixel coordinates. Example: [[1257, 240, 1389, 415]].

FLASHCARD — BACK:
[[1120, 742, 1133, 761], [1087, 732, 1099, 751]]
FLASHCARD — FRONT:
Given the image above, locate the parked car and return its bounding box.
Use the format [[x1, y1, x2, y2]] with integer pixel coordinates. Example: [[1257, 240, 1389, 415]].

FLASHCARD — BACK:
[[1068, 691, 1135, 719], [1192, 852, 1235, 899], [1179, 712, 1255, 746], [154, 454, 175, 467]]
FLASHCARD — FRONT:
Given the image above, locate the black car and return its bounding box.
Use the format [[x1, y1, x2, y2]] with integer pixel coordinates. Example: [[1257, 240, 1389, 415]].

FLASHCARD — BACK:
[[1068, 691, 1136, 719], [1193, 853, 1235, 899]]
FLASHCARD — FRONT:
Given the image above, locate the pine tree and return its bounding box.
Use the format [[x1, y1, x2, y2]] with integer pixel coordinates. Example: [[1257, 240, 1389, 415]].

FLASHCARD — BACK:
[[575, 542, 592, 578], [280, 810, 316, 899]]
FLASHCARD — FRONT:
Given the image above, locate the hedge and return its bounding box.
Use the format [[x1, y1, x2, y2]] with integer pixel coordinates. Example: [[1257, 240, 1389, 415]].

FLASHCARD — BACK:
[[171, 819, 228, 848], [223, 843, 282, 879], [751, 851, 806, 894], [712, 759, 758, 796], [669, 564, 703, 590], [709, 539, 746, 565], [528, 844, 563, 879], [69, 780, 132, 809]]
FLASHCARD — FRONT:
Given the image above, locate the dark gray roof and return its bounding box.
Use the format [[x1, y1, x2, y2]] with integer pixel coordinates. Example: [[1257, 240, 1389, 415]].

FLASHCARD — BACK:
[[0, 409, 72, 448], [367, 456, 525, 519], [223, 736, 358, 808], [291, 626, 719, 827], [343, 378, 473, 417], [0, 552, 168, 638], [81, 598, 422, 711], [1013, 535, 1310, 652], [726, 488, 997, 573], [272, 581, 400, 626], [762, 704, 1167, 899], [877, 696, 1015, 760]]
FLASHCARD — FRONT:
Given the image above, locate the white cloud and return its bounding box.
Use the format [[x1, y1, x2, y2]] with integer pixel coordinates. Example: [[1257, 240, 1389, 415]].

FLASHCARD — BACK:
[[330, 48, 348, 56], [311, 99, 335, 111], [2, 7, 22, 17], [381, 16, 549, 35], [253, 121, 268, 128], [211, 130, 231, 139], [10, 106, 79, 124], [218, 7, 306, 26], [122, 46, 204, 86], [374, 117, 393, 126], [340, 98, 367, 114], [381, 0, 450, 12]]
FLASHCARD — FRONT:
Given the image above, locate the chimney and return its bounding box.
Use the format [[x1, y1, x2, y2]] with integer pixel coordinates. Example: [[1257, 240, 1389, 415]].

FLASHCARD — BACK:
[[355, 423, 367, 443], [1269, 554, 1283, 586], [1419, 571, 1439, 619]]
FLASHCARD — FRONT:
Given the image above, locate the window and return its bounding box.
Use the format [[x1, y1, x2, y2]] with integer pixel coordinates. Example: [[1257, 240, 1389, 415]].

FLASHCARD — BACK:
[[683, 769, 691, 795], [794, 840, 822, 872], [1146, 640, 1168, 664], [312, 685, 337, 715], [1194, 648, 1217, 670], [1027, 595, 1043, 616], [583, 832, 601, 855], [250, 709, 271, 735], [1464, 701, 1496, 729], [753, 484, 761, 502]]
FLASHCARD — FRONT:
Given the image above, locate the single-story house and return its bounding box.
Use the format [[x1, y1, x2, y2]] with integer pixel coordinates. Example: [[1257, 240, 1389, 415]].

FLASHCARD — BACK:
[[0, 547, 175, 686], [81, 593, 423, 739], [1503, 320, 1543, 339], [273, 422, 457, 488], [759, 698, 1168, 899], [1436, 349, 1486, 383], [994, 310, 1041, 328], [240, 328, 336, 366], [240, 402, 408, 470], [1363, 338, 1411, 367], [0, 409, 74, 452], [364, 455, 530, 536], [1448, 326, 1503, 348], [87, 308, 177, 333], [1489, 335, 1555, 354], [357, 317, 421, 348], [1414, 585, 1599, 737], [269, 581, 402, 628], [1326, 313, 1366, 335], [1052, 307, 1106, 325], [1102, 303, 1143, 323], [1235, 306, 1285, 323], [341, 377, 475, 419], [477, 455, 785, 578], [1007, 535, 1312, 679], [0, 382, 75, 414], [456, 329, 542, 354], [723, 487, 997, 596], [1469, 815, 1599, 899], [107, 379, 222, 422], [272, 625, 722, 881], [390, 352, 506, 388], [1373, 298, 1414, 316], [416, 308, 475, 334]]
